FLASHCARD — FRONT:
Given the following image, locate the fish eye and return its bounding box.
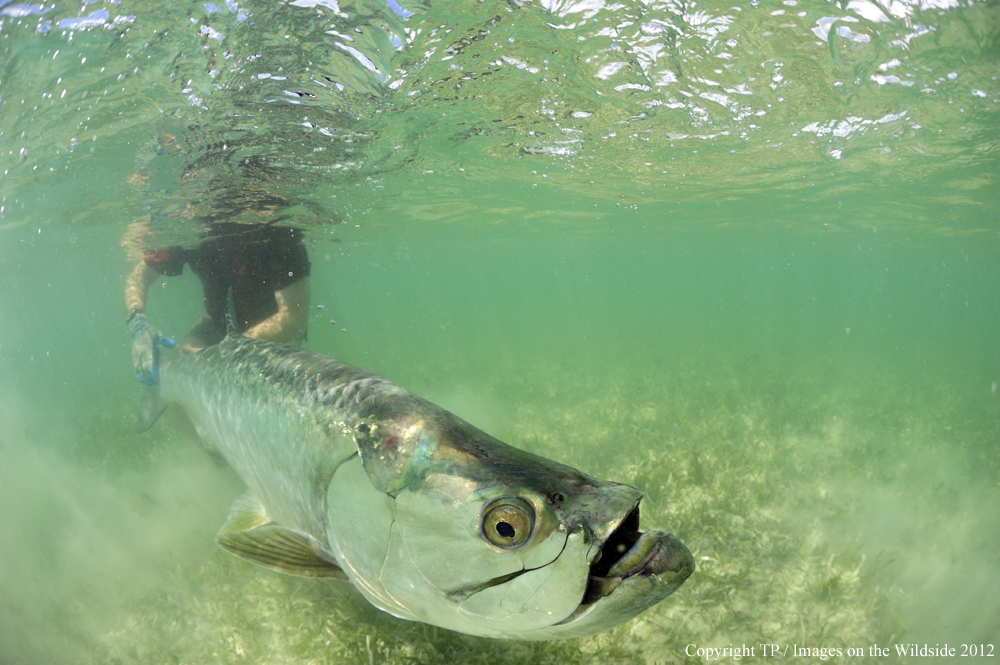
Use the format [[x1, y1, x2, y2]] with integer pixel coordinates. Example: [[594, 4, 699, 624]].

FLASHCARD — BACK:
[[481, 497, 535, 549]]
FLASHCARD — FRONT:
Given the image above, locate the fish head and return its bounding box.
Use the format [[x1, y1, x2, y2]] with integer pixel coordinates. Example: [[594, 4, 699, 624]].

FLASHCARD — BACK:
[[326, 394, 693, 639]]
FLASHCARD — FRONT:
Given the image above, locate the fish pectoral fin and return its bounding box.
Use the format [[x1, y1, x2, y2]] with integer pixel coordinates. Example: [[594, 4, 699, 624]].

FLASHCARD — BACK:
[[216, 493, 346, 579], [218, 492, 272, 535], [217, 525, 347, 579]]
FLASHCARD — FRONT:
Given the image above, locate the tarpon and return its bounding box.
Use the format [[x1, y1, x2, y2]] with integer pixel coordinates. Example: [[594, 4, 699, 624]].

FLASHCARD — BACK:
[[137, 335, 694, 640]]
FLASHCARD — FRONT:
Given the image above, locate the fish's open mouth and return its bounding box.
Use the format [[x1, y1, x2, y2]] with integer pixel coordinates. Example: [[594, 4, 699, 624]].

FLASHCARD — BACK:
[[580, 506, 694, 605]]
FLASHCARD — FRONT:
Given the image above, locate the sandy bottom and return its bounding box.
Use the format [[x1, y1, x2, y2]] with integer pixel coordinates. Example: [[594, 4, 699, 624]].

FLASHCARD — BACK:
[[2, 356, 997, 664]]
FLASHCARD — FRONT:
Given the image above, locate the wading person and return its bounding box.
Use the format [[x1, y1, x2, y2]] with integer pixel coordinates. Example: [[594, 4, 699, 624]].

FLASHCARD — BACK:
[[124, 221, 311, 385]]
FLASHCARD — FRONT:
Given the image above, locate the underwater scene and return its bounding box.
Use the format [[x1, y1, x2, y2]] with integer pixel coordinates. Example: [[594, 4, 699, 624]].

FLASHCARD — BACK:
[[1, 0, 998, 662]]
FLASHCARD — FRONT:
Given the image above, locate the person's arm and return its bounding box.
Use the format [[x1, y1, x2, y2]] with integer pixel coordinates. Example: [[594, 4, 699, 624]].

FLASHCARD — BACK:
[[125, 260, 158, 316], [243, 277, 310, 345]]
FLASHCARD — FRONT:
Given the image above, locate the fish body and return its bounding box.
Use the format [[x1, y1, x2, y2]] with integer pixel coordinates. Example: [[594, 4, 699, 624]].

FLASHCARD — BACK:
[[139, 335, 693, 640]]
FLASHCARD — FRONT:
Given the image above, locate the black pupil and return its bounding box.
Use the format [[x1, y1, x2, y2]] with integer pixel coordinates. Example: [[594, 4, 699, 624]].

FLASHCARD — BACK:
[[496, 521, 516, 539]]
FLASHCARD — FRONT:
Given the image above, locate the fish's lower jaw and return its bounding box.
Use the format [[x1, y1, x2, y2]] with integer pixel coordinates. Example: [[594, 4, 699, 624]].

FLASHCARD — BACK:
[[637, 530, 695, 585], [521, 529, 694, 640], [581, 502, 694, 603], [580, 530, 694, 605]]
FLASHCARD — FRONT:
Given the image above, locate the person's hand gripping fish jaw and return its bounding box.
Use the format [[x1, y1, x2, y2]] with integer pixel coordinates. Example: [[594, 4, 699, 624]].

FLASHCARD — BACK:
[[126, 306, 175, 386]]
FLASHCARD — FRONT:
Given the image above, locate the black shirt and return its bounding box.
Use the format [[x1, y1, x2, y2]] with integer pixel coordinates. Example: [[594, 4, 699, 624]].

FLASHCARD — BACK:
[[144, 223, 310, 332]]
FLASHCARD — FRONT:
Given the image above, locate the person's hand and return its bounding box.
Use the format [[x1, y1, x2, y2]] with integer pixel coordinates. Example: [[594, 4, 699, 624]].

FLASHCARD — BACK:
[[127, 313, 175, 385]]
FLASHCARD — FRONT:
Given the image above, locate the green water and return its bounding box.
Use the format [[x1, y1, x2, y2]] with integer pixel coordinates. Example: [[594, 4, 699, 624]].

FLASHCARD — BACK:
[[1, 0, 998, 662]]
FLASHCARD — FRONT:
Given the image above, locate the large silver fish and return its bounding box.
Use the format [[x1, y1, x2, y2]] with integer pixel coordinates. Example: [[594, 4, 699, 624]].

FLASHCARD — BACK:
[[137, 335, 693, 640]]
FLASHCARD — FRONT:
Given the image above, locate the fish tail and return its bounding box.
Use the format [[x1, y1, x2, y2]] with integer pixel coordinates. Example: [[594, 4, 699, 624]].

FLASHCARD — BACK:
[[136, 385, 169, 433]]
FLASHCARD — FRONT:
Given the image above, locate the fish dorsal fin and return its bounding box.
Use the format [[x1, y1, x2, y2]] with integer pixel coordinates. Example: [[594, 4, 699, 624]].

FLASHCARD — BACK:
[[216, 493, 346, 579]]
